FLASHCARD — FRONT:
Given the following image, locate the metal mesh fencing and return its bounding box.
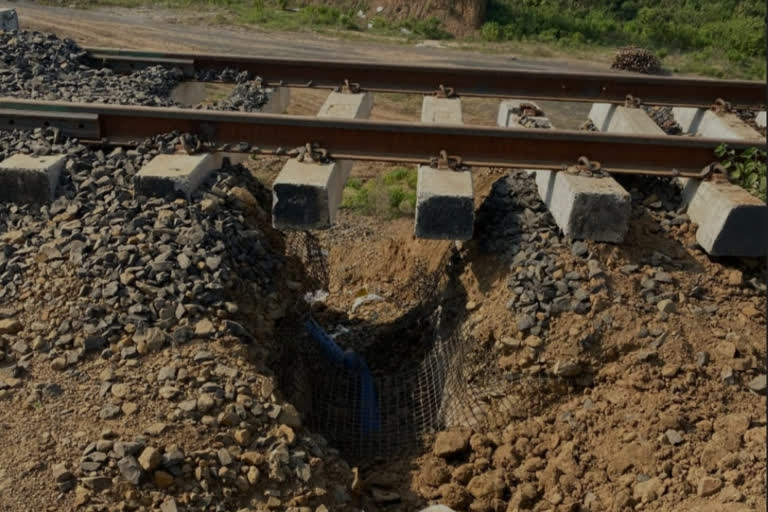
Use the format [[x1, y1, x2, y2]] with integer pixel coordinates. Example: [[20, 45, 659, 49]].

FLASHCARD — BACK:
[[275, 232, 568, 461]]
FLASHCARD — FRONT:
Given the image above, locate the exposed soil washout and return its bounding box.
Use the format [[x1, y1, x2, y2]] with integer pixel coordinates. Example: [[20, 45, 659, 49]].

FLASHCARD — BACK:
[[0, 127, 371, 511], [0, 124, 764, 512], [406, 172, 767, 512], [267, 169, 765, 512]]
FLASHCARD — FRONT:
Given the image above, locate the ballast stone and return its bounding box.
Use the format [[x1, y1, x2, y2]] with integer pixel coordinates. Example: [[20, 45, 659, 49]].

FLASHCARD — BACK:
[[135, 153, 218, 199], [0, 8, 18, 31], [0, 153, 66, 204], [415, 166, 474, 240]]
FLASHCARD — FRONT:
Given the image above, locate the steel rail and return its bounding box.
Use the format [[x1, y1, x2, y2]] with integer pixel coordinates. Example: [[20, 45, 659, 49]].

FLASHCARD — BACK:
[[0, 98, 763, 177], [84, 46, 766, 108]]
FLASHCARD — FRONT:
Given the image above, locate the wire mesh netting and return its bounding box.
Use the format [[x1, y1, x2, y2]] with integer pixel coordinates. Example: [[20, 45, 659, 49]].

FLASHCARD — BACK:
[[275, 231, 565, 461]]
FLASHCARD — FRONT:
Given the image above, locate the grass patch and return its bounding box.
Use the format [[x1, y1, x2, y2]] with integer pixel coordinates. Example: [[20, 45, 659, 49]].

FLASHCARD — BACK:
[[716, 144, 767, 199], [341, 167, 417, 218], [48, 0, 764, 79], [479, 0, 766, 79]]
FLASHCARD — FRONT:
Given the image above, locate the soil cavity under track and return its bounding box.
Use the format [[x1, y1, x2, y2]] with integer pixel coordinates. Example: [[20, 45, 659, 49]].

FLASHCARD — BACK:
[[271, 229, 571, 462]]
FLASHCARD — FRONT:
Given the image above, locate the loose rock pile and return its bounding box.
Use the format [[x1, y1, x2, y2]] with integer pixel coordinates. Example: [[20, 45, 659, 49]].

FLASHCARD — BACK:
[[0, 127, 281, 338], [611, 46, 662, 74], [643, 106, 684, 135], [474, 173, 606, 343], [0, 127, 359, 510], [0, 31, 272, 112], [0, 31, 182, 106], [410, 172, 766, 512], [210, 81, 272, 112]]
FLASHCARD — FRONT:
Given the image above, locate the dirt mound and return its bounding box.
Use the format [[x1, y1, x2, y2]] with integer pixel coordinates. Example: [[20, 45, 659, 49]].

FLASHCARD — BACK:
[[301, 0, 486, 37], [371, 0, 486, 37]]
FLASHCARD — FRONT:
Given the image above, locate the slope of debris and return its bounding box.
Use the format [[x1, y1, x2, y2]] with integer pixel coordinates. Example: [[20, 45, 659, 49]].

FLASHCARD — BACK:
[[0, 127, 358, 511], [0, 31, 271, 112], [0, 31, 181, 106], [404, 173, 767, 512]]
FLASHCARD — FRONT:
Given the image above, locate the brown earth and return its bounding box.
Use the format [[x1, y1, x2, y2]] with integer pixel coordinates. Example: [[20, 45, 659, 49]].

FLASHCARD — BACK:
[[0, 14, 765, 512], [315, 184, 767, 512], [301, 0, 487, 37]]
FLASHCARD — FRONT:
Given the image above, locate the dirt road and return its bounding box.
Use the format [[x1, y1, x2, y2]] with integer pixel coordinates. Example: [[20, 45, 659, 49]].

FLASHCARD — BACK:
[[2, 0, 608, 73]]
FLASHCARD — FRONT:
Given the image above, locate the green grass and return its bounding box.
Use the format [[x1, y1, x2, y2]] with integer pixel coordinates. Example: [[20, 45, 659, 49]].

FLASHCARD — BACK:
[[58, 0, 450, 38], [49, 0, 766, 79], [480, 0, 766, 79], [716, 144, 767, 199], [341, 167, 417, 218]]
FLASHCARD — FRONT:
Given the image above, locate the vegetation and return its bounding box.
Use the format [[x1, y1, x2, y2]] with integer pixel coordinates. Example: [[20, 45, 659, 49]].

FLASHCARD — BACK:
[[481, 0, 766, 79], [341, 167, 418, 218], [55, 0, 765, 78], [226, 3, 361, 31], [715, 144, 767, 199]]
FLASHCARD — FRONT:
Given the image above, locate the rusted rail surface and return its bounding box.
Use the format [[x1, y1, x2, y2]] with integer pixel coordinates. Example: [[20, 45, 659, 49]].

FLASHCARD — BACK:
[[84, 47, 765, 108], [0, 98, 763, 177]]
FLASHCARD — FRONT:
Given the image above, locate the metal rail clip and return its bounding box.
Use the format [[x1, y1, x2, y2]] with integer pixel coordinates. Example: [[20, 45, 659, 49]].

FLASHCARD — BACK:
[[519, 102, 543, 117], [339, 79, 361, 94], [710, 98, 732, 114], [430, 150, 466, 171], [296, 142, 330, 164], [624, 94, 643, 108], [702, 162, 730, 182], [576, 156, 602, 173], [434, 85, 456, 98]]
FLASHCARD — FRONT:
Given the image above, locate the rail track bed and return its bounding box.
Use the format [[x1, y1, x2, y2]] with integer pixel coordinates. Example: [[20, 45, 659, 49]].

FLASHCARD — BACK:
[[0, 27, 766, 512]]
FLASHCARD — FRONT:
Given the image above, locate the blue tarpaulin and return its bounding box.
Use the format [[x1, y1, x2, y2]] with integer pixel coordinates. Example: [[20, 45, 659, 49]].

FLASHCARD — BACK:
[[305, 317, 381, 434]]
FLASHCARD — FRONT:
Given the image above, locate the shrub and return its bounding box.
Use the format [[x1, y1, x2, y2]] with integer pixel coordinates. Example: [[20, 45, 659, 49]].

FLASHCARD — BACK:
[[480, 21, 504, 41], [398, 17, 452, 40], [340, 167, 418, 218], [716, 144, 767, 199], [483, 0, 766, 79]]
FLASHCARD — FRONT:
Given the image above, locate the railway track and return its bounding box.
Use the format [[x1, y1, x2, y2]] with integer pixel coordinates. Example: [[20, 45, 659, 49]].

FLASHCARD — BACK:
[[84, 47, 766, 108], [0, 42, 765, 251], [1, 47, 764, 181], [0, 98, 760, 178]]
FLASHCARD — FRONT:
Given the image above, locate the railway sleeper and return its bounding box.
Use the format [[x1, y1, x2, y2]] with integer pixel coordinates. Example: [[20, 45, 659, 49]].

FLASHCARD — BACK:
[[592, 102, 767, 257]]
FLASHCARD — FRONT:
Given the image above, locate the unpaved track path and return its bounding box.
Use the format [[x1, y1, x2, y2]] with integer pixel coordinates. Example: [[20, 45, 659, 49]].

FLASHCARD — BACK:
[[2, 0, 607, 73]]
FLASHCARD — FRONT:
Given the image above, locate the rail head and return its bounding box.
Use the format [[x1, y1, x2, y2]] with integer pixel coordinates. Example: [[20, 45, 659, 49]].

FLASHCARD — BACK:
[[0, 98, 764, 178], [83, 47, 767, 108]]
